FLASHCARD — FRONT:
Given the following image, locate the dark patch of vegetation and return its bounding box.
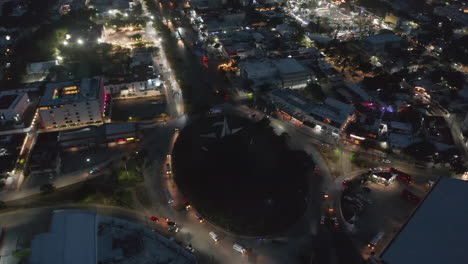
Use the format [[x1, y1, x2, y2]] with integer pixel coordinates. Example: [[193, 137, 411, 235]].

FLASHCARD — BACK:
[[173, 115, 310, 235]]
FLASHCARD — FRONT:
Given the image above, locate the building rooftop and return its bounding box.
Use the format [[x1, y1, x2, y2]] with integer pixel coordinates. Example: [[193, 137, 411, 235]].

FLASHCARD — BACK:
[[381, 178, 468, 264], [390, 121, 412, 132], [26, 60, 58, 74], [0, 95, 18, 110], [363, 33, 403, 45], [239, 60, 277, 80], [273, 58, 307, 75], [31, 210, 97, 264], [40, 78, 101, 107]]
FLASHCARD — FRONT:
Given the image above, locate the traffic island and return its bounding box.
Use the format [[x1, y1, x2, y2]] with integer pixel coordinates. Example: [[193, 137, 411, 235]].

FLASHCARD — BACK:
[[172, 114, 311, 235]]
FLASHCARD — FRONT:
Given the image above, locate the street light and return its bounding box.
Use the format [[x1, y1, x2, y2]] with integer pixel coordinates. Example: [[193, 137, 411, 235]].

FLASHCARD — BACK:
[[63, 40, 69, 46], [77, 38, 84, 45], [86, 158, 91, 162]]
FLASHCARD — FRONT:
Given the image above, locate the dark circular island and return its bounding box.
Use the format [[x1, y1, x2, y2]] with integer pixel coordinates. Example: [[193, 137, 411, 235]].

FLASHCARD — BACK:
[[172, 114, 311, 235]]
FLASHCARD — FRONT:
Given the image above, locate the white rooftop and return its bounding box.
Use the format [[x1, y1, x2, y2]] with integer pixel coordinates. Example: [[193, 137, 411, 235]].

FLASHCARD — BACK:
[[381, 178, 468, 264]]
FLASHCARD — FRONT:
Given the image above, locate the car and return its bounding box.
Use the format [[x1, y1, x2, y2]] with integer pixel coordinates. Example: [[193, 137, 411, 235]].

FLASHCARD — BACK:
[[342, 179, 351, 187], [195, 213, 204, 223], [397, 174, 412, 184], [331, 217, 340, 228], [89, 168, 102, 174], [401, 189, 421, 204], [166, 163, 172, 174], [168, 226, 179, 232], [184, 200, 191, 210], [167, 221, 177, 227], [362, 187, 371, 193], [186, 244, 195, 252], [320, 215, 326, 225], [150, 216, 159, 222], [209, 231, 219, 242], [382, 159, 391, 164], [322, 192, 329, 199], [233, 243, 247, 255]]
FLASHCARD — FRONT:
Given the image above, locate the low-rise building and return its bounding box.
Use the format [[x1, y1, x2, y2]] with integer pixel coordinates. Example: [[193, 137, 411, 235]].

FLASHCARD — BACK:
[[267, 89, 355, 136], [30, 210, 197, 264], [58, 123, 137, 149], [239, 58, 310, 90], [380, 178, 468, 264], [38, 77, 104, 129], [361, 33, 403, 53], [273, 59, 310, 89], [0, 92, 30, 124]]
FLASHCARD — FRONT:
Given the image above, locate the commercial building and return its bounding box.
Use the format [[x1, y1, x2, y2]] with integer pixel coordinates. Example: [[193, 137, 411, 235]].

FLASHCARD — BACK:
[[361, 33, 403, 53], [273, 59, 310, 89], [380, 178, 468, 264], [0, 93, 30, 124], [30, 210, 197, 264], [38, 77, 104, 129], [267, 89, 355, 136], [58, 123, 137, 149], [239, 59, 310, 90]]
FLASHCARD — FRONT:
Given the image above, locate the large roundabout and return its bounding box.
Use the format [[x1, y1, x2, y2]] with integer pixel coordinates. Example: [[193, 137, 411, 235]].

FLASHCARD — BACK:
[[172, 114, 312, 235]]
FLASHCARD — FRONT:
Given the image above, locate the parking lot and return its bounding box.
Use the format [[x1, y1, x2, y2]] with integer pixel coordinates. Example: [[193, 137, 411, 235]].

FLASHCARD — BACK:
[[111, 97, 167, 121], [340, 169, 432, 260]]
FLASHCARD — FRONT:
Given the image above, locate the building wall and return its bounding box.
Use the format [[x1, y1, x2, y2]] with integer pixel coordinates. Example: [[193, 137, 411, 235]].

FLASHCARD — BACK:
[[281, 72, 310, 89], [39, 100, 103, 129]]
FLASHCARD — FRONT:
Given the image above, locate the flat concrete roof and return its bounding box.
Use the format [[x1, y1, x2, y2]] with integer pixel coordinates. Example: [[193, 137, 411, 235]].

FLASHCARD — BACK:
[[381, 178, 468, 264], [31, 210, 97, 264]]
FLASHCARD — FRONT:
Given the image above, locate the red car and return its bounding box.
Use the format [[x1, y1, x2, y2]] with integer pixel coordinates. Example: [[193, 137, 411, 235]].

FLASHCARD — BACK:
[[397, 174, 412, 184], [402, 189, 421, 204], [150, 216, 159, 222]]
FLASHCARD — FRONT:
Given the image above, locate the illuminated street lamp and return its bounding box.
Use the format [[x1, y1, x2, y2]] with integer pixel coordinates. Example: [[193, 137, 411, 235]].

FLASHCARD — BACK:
[[86, 158, 91, 162], [5, 35, 10, 41], [77, 38, 84, 45], [63, 40, 69, 46]]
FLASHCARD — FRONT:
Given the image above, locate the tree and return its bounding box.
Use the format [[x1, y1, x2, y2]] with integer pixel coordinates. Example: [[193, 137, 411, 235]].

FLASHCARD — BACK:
[[131, 33, 143, 41], [303, 82, 326, 101]]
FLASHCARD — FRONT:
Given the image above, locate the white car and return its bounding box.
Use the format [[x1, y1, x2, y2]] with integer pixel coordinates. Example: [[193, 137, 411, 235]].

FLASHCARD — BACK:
[[209, 232, 219, 242], [381, 159, 391, 164], [233, 243, 247, 255]]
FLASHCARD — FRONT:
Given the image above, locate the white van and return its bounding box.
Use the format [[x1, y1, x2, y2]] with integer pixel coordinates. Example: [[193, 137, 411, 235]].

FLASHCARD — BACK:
[[368, 231, 385, 250], [233, 243, 247, 255], [209, 232, 219, 242]]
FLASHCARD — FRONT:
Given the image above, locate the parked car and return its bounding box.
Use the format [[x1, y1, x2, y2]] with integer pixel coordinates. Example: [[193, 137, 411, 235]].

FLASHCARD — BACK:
[[167, 221, 177, 227], [362, 187, 372, 193], [168, 226, 179, 232], [150, 216, 159, 222], [397, 174, 412, 184], [320, 215, 326, 225], [402, 189, 421, 204]]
